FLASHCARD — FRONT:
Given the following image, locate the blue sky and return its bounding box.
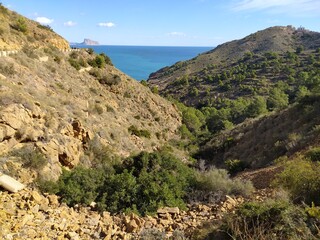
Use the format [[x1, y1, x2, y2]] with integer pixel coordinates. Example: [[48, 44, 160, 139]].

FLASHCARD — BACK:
[[2, 0, 320, 46]]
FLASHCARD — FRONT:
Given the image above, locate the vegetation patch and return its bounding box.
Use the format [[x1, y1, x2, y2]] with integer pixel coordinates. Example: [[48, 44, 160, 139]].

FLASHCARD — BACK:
[[12, 145, 47, 171], [128, 125, 151, 138]]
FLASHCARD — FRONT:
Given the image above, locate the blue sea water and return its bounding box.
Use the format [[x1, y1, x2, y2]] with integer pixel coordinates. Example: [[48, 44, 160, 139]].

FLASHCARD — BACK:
[[79, 45, 213, 80]]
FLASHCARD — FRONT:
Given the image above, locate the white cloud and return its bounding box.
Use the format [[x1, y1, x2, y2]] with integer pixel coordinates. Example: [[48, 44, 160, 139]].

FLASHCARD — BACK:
[[98, 22, 115, 27], [232, 0, 320, 15], [168, 32, 187, 37], [64, 21, 77, 27], [36, 17, 53, 25]]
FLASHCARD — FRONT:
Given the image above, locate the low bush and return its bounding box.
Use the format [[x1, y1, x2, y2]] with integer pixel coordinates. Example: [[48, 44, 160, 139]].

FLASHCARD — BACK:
[[12, 17, 27, 33], [274, 157, 320, 205], [41, 167, 106, 206], [218, 200, 314, 240], [68, 58, 81, 70], [88, 53, 113, 68], [12, 145, 47, 171], [37, 24, 53, 32], [193, 168, 254, 198], [139, 228, 165, 240], [98, 74, 121, 86], [0, 63, 15, 76], [225, 159, 249, 175], [306, 147, 320, 162], [128, 125, 151, 138], [41, 150, 194, 216]]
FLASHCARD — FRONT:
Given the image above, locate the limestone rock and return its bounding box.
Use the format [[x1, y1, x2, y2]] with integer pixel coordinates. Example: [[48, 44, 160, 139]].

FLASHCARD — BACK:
[[31, 190, 43, 203], [48, 194, 59, 207]]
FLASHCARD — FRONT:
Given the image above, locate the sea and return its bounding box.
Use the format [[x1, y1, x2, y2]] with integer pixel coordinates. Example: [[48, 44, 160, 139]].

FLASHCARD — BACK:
[[76, 45, 213, 80]]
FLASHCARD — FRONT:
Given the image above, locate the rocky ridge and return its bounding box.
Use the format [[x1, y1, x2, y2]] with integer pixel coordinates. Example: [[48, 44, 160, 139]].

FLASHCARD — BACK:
[[148, 26, 320, 91], [0, 6, 69, 51]]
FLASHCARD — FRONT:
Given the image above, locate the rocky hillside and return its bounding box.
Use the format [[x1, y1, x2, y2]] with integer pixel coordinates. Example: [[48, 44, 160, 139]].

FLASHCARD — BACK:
[[0, 4, 69, 51], [148, 26, 320, 107], [0, 6, 181, 181], [146, 25, 320, 172], [197, 95, 320, 169]]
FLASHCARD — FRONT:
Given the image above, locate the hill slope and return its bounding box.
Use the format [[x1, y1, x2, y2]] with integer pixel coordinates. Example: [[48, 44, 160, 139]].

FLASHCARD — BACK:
[[147, 25, 320, 172], [0, 7, 181, 181], [148, 26, 320, 107], [197, 95, 320, 169], [0, 5, 69, 50]]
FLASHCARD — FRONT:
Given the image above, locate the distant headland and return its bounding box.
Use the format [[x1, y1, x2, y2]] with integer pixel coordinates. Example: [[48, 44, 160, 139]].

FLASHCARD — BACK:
[[70, 38, 99, 46]]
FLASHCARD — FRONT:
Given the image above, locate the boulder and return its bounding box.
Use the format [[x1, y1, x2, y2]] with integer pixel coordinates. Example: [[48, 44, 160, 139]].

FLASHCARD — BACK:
[[0, 173, 25, 192]]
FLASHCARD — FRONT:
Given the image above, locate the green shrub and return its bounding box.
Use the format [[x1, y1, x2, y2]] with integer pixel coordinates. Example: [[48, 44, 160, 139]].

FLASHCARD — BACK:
[[306, 147, 320, 162], [94, 55, 105, 68], [306, 202, 320, 219], [99, 53, 113, 66], [245, 96, 267, 118], [179, 124, 195, 140], [88, 68, 102, 78], [140, 80, 148, 86], [97, 151, 194, 215], [151, 86, 159, 94], [37, 24, 53, 32], [225, 159, 249, 175], [98, 74, 121, 86], [13, 17, 27, 33], [128, 125, 151, 138], [47, 149, 192, 214], [274, 158, 320, 205], [68, 58, 81, 70], [219, 200, 313, 240], [55, 167, 105, 206], [267, 88, 289, 111], [87, 48, 94, 55]]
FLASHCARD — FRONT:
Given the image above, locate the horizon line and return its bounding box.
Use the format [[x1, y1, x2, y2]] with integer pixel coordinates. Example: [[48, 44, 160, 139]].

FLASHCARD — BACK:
[[69, 43, 215, 48]]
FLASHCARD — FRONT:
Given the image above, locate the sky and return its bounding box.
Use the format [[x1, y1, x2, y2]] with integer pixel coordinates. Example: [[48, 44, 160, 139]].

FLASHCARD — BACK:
[[2, 0, 320, 46]]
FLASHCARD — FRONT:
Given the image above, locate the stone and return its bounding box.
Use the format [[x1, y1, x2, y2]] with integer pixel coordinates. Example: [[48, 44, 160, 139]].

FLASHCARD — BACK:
[[48, 194, 60, 207], [159, 219, 171, 226], [31, 190, 43, 203], [0, 174, 25, 193], [220, 207, 227, 213], [126, 219, 138, 233], [102, 211, 113, 223], [0, 73, 6, 80]]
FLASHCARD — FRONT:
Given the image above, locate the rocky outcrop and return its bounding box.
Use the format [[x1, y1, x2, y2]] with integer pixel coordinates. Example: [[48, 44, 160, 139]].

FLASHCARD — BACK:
[[0, 187, 264, 239], [0, 104, 92, 180]]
